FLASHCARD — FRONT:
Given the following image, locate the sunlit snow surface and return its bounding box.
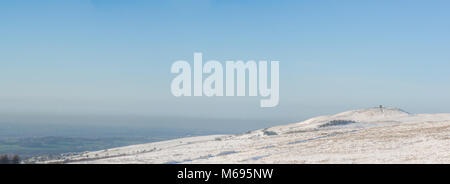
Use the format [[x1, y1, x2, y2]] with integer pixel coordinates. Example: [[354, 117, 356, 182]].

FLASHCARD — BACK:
[[42, 108, 450, 164]]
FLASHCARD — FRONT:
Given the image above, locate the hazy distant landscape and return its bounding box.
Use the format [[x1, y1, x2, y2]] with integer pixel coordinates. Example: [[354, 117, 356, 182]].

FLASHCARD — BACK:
[[0, 114, 281, 159], [0, 136, 159, 159]]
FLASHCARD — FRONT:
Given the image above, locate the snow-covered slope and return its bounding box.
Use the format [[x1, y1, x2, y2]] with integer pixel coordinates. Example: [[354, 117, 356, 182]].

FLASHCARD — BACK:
[[40, 107, 450, 164]]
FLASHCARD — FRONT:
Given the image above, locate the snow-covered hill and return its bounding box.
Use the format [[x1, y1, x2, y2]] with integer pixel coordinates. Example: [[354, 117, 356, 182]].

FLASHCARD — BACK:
[[40, 107, 450, 164]]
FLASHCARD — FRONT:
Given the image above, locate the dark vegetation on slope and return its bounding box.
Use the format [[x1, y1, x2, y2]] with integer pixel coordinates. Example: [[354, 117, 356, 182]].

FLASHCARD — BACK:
[[319, 120, 359, 128], [0, 154, 20, 164]]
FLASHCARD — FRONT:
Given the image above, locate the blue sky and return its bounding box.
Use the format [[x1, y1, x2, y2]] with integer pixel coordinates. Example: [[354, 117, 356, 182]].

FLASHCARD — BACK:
[[1, 0, 450, 122]]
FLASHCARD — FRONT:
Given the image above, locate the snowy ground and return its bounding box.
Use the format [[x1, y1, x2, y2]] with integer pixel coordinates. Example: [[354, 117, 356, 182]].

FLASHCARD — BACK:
[[41, 107, 450, 164]]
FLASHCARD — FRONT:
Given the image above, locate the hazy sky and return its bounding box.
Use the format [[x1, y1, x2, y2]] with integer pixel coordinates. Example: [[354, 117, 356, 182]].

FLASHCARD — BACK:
[[1, 0, 450, 123]]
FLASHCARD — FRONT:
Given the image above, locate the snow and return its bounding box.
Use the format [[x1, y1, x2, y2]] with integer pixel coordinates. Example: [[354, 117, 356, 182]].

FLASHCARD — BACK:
[[41, 107, 450, 164]]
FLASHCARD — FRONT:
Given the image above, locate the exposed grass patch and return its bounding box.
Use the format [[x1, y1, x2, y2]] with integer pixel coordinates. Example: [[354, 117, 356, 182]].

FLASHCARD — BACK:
[[319, 120, 359, 128]]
